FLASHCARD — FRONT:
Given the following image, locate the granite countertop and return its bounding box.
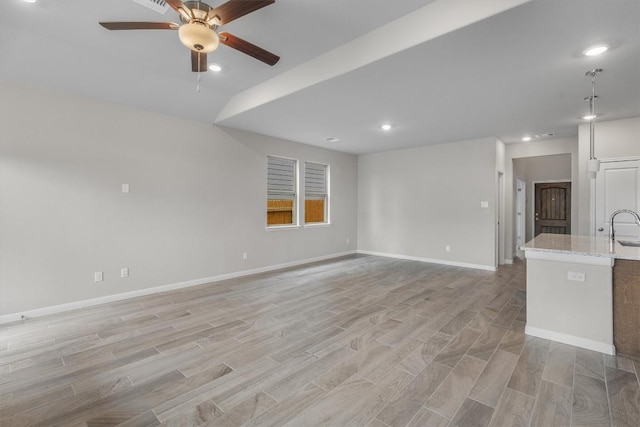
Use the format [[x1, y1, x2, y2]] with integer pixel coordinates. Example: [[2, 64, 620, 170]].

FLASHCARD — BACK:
[[523, 233, 640, 261]]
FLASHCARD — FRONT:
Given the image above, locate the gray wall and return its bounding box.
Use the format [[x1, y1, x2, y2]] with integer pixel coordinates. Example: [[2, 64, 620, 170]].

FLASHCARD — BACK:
[[0, 82, 358, 316], [357, 137, 498, 269]]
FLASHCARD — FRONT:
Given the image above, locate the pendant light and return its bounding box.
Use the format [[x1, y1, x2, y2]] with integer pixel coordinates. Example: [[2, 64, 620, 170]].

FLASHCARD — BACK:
[[585, 69, 602, 179]]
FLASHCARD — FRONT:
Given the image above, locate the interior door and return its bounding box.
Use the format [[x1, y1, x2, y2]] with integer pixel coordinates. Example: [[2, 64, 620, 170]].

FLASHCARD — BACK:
[[594, 159, 640, 239], [535, 182, 571, 236]]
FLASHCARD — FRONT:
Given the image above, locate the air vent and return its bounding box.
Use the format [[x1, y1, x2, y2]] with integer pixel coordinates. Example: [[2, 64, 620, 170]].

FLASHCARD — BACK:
[[133, 0, 169, 14]]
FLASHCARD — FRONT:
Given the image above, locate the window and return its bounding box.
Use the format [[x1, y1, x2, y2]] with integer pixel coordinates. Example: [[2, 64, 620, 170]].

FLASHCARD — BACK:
[[267, 156, 297, 226], [304, 162, 329, 224]]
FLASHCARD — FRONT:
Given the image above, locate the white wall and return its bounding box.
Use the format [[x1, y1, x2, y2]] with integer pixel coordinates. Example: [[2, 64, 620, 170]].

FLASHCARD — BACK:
[[578, 116, 640, 234], [505, 137, 579, 259], [358, 137, 498, 270], [513, 154, 572, 242], [0, 82, 358, 317]]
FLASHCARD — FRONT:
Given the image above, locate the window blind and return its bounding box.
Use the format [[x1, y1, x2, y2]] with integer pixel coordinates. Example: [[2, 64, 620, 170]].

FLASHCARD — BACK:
[[267, 156, 296, 200], [305, 162, 327, 200]]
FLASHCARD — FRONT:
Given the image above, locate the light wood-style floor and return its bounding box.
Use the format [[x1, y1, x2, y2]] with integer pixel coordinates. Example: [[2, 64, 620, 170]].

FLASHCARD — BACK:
[[1, 254, 639, 426]]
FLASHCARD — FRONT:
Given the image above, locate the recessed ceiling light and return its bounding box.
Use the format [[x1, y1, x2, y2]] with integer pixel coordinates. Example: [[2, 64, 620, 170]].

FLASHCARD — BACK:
[[583, 45, 609, 56], [208, 64, 222, 72], [521, 136, 532, 142], [325, 137, 340, 143], [23, 0, 37, 3], [582, 114, 597, 120], [381, 124, 393, 131]]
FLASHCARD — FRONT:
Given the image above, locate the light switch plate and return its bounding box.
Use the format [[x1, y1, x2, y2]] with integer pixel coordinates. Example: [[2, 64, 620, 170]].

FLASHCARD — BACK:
[[567, 271, 585, 282]]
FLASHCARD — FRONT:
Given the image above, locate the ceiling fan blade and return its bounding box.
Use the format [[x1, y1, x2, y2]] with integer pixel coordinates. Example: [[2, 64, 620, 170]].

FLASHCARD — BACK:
[[211, 0, 274, 25], [166, 0, 193, 20], [219, 32, 279, 66], [100, 22, 179, 30], [191, 50, 208, 72]]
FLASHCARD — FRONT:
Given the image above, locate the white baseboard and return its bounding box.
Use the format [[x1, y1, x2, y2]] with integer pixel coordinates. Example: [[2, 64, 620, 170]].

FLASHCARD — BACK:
[[0, 250, 357, 324], [357, 250, 496, 272], [525, 325, 616, 355]]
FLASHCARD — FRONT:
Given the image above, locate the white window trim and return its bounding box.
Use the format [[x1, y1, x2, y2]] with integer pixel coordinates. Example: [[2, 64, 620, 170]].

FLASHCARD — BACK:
[[303, 223, 331, 229], [267, 155, 299, 228], [265, 224, 302, 231], [303, 161, 331, 226]]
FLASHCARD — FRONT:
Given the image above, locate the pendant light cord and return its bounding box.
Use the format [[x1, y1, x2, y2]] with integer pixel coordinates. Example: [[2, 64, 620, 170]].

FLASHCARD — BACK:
[[589, 73, 596, 160]]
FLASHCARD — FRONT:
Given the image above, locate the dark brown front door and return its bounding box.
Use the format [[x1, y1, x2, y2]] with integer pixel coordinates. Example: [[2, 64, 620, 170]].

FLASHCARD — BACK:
[[535, 182, 571, 236]]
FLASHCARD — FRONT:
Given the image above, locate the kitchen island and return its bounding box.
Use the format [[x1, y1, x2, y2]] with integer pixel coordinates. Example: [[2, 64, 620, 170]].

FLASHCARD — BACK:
[[523, 233, 640, 356]]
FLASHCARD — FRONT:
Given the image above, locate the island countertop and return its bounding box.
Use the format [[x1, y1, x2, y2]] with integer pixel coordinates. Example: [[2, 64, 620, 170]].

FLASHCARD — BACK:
[[523, 233, 640, 261]]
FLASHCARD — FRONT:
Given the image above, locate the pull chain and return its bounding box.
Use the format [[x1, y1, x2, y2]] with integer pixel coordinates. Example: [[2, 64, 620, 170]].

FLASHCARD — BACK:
[[197, 71, 201, 93]]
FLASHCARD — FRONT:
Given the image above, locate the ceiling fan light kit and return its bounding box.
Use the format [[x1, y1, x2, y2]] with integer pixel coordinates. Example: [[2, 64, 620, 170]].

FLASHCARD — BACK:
[[179, 22, 219, 52], [99, 0, 279, 72]]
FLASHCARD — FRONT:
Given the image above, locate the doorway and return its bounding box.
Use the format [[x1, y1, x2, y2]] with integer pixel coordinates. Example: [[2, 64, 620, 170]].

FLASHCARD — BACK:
[[534, 182, 571, 236]]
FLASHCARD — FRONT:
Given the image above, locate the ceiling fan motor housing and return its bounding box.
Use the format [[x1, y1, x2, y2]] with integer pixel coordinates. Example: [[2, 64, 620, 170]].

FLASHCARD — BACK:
[[180, 1, 217, 24]]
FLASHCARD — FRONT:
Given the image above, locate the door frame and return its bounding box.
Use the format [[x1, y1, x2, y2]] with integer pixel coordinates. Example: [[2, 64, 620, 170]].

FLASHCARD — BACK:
[[496, 171, 505, 267], [515, 179, 526, 259], [532, 179, 571, 238]]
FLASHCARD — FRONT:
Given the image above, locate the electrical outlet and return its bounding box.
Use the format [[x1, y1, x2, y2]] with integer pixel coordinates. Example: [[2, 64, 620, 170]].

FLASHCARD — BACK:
[[122, 183, 129, 193], [346, 237, 350, 245], [242, 252, 248, 260], [94, 272, 103, 282], [567, 271, 585, 282], [446, 245, 451, 252], [121, 268, 129, 278]]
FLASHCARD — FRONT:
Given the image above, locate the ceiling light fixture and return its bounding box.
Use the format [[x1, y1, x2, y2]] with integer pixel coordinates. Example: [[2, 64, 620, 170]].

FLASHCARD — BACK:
[[22, 0, 37, 3], [583, 45, 609, 56], [208, 64, 222, 72], [582, 114, 597, 120], [381, 124, 393, 131], [521, 136, 532, 142], [178, 22, 219, 53], [325, 137, 340, 143], [585, 68, 603, 178]]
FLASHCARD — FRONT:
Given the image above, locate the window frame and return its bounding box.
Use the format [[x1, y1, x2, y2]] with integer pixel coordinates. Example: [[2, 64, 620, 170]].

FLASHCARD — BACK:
[[266, 155, 300, 229], [303, 161, 330, 226]]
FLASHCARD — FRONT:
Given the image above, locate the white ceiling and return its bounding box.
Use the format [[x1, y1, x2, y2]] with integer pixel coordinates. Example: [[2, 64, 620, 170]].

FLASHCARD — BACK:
[[1, 0, 638, 154]]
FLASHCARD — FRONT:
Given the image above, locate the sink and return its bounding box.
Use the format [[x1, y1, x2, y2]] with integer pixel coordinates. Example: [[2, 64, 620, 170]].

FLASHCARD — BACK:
[[618, 240, 640, 247]]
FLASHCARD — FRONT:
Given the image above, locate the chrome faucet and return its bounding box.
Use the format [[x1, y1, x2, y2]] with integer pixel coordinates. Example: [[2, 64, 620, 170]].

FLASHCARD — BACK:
[[609, 209, 640, 244]]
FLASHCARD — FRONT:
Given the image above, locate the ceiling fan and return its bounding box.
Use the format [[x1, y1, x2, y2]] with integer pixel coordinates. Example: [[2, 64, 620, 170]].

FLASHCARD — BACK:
[[99, 0, 280, 72]]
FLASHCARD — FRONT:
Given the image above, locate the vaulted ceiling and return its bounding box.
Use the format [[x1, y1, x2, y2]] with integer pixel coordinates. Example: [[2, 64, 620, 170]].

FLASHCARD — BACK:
[[1, 0, 638, 153]]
